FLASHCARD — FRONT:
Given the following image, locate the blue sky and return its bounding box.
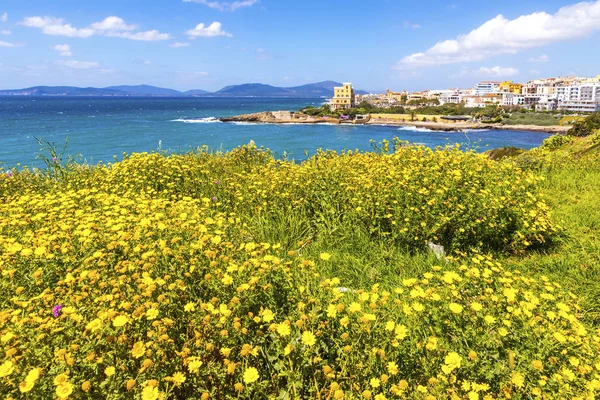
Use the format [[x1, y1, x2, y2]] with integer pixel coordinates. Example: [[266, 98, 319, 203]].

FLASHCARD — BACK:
[[0, 0, 599, 92]]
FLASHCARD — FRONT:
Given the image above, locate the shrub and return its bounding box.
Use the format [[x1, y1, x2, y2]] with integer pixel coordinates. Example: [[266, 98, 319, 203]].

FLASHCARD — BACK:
[[0, 188, 597, 398], [542, 134, 574, 150]]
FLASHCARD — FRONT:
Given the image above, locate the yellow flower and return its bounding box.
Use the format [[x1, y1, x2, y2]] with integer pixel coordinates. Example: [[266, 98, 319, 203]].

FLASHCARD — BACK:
[[262, 308, 275, 322], [188, 358, 203, 373], [19, 380, 35, 393], [276, 323, 291, 337], [53, 373, 69, 386], [553, 332, 567, 343], [243, 367, 259, 384], [81, 381, 92, 392], [387, 362, 399, 375], [511, 371, 524, 388], [146, 308, 159, 320], [56, 382, 74, 399], [319, 253, 331, 261], [449, 303, 463, 314], [531, 360, 543, 371], [348, 302, 362, 313], [394, 325, 408, 340], [370, 377, 381, 388], [326, 304, 337, 318], [302, 331, 317, 346], [0, 360, 14, 378], [484, 315, 496, 325], [86, 318, 103, 333], [385, 321, 395, 331], [470, 302, 483, 312], [132, 341, 146, 358], [112, 315, 129, 327], [426, 337, 438, 350], [171, 372, 186, 385], [142, 385, 160, 400], [220, 347, 232, 357], [284, 344, 293, 356], [184, 302, 196, 312], [104, 366, 116, 377], [222, 274, 233, 285], [442, 352, 462, 374]]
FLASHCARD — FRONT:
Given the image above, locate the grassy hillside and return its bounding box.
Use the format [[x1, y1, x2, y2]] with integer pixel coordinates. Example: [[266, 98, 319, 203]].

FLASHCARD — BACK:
[[1, 140, 599, 399]]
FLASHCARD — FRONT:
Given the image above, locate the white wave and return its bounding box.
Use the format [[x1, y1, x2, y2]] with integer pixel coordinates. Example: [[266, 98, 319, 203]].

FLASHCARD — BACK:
[[171, 117, 222, 124], [462, 129, 488, 133], [397, 125, 435, 133], [231, 121, 259, 125]]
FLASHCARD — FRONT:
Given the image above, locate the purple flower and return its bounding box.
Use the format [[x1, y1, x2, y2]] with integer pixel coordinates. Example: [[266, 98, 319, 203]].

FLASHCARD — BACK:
[[211, 196, 217, 201], [215, 180, 220, 185], [52, 304, 63, 318], [6, 171, 13, 178], [52, 157, 59, 164]]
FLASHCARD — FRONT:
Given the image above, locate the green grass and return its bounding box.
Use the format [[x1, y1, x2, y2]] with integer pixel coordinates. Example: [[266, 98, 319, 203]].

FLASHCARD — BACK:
[[502, 112, 561, 126]]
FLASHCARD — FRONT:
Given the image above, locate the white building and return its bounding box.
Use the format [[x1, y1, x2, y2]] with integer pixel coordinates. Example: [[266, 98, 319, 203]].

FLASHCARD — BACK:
[[474, 81, 501, 96], [556, 82, 600, 112]]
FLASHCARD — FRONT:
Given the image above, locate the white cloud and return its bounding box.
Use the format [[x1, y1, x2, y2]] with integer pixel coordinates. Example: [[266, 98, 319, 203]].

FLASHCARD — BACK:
[[143, 60, 152, 65], [0, 30, 10, 35], [22, 15, 171, 41], [53, 44, 72, 56], [1, 12, 7, 23], [55, 60, 100, 69], [477, 66, 520, 77], [403, 21, 421, 29], [113, 30, 172, 41], [396, 0, 600, 68], [256, 47, 271, 60], [0, 40, 20, 47], [528, 54, 549, 63], [183, 0, 258, 11], [186, 22, 232, 38], [90, 16, 136, 32], [22, 16, 95, 38], [170, 41, 190, 48]]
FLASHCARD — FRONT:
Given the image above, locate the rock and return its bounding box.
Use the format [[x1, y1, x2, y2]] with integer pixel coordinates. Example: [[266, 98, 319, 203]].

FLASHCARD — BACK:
[[427, 242, 446, 260]]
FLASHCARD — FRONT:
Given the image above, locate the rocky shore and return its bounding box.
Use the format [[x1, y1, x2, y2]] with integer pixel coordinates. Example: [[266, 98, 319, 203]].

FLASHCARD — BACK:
[[219, 111, 570, 134]]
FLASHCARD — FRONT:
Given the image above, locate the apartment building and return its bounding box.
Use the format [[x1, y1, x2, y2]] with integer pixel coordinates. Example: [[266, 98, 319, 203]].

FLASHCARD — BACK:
[[556, 82, 600, 112], [331, 83, 356, 110], [474, 81, 501, 96]]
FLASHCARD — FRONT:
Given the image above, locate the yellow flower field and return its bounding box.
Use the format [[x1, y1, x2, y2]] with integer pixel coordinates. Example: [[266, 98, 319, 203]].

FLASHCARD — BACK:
[[1, 143, 599, 399]]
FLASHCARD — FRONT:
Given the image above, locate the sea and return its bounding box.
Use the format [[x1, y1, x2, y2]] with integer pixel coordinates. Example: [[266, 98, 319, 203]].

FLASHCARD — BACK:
[[0, 97, 550, 168]]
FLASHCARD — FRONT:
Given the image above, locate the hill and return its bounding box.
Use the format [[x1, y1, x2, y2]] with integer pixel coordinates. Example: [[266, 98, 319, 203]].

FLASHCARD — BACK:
[[0, 81, 369, 97], [0, 86, 125, 96], [212, 81, 368, 98], [104, 85, 183, 96]]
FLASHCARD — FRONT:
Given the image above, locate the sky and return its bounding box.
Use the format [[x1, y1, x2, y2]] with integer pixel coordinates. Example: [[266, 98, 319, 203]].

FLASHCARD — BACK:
[[0, 0, 599, 92]]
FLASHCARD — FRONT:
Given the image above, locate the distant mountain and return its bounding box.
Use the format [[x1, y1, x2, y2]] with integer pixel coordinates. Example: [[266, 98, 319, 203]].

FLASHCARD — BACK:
[[0, 86, 125, 96], [105, 85, 183, 96], [212, 81, 368, 98], [214, 83, 293, 97], [184, 89, 212, 96], [0, 81, 369, 97]]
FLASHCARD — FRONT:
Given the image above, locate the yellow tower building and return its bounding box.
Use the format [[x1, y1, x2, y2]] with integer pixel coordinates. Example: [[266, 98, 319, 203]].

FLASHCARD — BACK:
[[331, 83, 356, 110]]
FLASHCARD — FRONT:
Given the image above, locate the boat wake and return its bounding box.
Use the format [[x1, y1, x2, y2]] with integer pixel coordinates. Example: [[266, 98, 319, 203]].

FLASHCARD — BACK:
[[171, 117, 221, 124]]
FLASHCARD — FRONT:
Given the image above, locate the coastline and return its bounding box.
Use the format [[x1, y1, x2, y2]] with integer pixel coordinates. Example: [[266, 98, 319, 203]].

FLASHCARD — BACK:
[[219, 111, 569, 134]]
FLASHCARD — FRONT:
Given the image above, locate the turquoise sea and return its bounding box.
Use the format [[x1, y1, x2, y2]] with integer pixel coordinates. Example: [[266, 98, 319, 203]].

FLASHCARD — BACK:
[[0, 97, 550, 168]]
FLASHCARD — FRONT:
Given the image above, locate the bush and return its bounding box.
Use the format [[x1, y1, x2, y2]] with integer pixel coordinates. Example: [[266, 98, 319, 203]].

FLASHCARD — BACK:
[[542, 134, 574, 150], [570, 112, 600, 137], [0, 144, 586, 399]]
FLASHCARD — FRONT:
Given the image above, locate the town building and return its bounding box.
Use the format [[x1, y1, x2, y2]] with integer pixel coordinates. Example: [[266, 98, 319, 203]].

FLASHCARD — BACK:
[[556, 82, 600, 112], [499, 81, 523, 94], [385, 89, 406, 103], [331, 83, 356, 110], [474, 81, 501, 96]]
